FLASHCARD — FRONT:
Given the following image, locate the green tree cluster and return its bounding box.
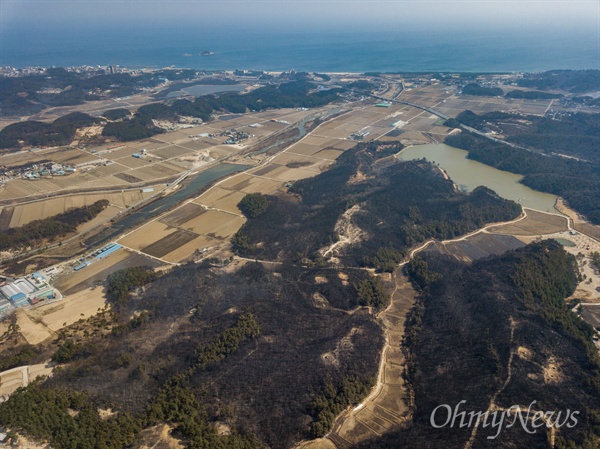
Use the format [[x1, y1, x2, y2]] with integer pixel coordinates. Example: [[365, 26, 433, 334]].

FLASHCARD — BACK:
[[0, 345, 38, 371], [101, 108, 131, 120], [231, 230, 252, 254], [147, 381, 260, 449], [590, 251, 600, 272], [52, 339, 82, 363], [196, 313, 261, 367], [238, 193, 269, 219], [0, 381, 141, 449], [101, 116, 162, 142], [106, 266, 159, 315], [0, 200, 109, 251], [309, 373, 374, 437], [406, 256, 441, 290], [364, 247, 404, 272], [353, 276, 389, 308], [462, 83, 504, 96]]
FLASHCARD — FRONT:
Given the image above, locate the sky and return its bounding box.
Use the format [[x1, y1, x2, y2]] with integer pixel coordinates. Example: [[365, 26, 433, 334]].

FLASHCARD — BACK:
[[1, 0, 599, 31]]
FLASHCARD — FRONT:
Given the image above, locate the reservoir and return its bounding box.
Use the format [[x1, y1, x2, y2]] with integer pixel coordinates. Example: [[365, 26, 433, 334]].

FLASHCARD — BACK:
[[396, 143, 559, 213]]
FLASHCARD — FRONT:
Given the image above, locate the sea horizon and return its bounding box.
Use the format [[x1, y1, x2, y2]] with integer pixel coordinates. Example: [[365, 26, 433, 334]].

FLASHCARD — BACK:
[[1, 23, 598, 73]]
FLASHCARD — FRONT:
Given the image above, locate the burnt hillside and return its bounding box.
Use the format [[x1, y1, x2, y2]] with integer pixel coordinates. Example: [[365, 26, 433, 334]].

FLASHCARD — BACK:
[[357, 240, 600, 449], [235, 140, 521, 269]]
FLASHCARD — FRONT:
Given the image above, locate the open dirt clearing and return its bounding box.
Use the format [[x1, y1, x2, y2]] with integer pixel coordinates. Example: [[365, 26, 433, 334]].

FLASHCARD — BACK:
[[28, 287, 107, 331], [134, 424, 184, 449], [14, 309, 54, 345], [0, 363, 53, 397]]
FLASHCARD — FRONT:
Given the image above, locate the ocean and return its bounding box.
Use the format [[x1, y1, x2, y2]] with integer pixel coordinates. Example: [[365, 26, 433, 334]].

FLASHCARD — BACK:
[[1, 23, 598, 72]]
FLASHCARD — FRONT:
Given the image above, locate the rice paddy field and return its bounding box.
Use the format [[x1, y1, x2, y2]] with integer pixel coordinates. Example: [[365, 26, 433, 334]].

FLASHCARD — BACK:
[[428, 233, 526, 263], [0, 108, 316, 204], [113, 104, 410, 263], [0, 187, 161, 229], [488, 209, 569, 236]]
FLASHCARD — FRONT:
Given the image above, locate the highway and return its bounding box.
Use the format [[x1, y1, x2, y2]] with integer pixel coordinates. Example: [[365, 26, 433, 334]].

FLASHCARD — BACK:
[[368, 92, 546, 155]]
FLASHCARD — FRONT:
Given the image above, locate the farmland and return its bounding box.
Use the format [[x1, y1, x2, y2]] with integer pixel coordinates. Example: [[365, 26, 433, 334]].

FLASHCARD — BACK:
[[2, 71, 597, 334], [4, 71, 595, 321], [0, 72, 599, 449], [114, 100, 418, 263]]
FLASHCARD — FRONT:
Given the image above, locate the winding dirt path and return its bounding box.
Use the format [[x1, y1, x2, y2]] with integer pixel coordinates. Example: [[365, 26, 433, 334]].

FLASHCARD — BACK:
[[296, 210, 533, 449], [463, 318, 516, 449]]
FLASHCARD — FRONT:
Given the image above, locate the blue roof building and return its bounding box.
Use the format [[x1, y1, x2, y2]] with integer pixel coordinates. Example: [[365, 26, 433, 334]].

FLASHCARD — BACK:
[[10, 292, 28, 307]]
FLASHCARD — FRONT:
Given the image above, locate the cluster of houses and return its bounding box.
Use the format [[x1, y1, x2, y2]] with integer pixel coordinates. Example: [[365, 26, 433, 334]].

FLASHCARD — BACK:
[[221, 129, 250, 145], [1, 161, 76, 182]]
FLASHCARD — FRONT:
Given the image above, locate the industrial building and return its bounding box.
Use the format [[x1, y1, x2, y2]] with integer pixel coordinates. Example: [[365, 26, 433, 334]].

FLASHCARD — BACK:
[[0, 272, 56, 310], [0, 299, 10, 313], [74, 243, 122, 271]]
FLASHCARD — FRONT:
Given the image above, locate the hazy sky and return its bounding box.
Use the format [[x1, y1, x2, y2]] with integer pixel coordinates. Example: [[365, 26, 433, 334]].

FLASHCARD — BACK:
[[2, 0, 599, 31]]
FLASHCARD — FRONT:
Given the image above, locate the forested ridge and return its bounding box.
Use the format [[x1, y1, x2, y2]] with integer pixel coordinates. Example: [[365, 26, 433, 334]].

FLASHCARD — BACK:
[[462, 83, 504, 96], [0, 67, 199, 117], [516, 70, 600, 93], [234, 140, 521, 269], [0, 79, 343, 146], [505, 90, 563, 100], [0, 112, 100, 149], [356, 240, 600, 449], [451, 110, 600, 161]]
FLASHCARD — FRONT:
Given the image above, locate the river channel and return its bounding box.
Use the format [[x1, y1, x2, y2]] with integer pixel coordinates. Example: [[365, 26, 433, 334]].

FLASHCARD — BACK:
[[396, 143, 559, 213], [84, 163, 250, 248]]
